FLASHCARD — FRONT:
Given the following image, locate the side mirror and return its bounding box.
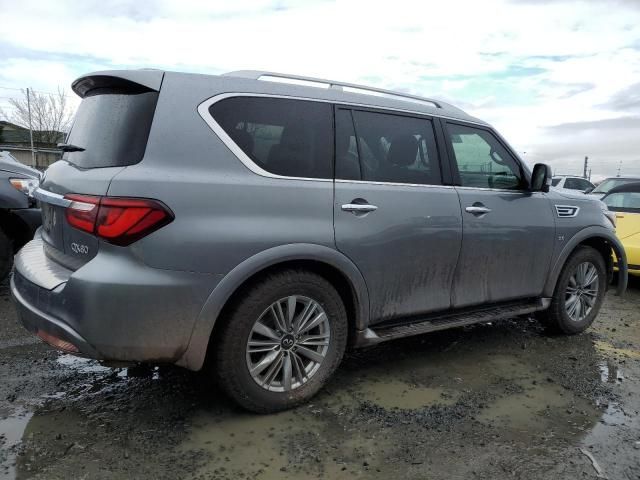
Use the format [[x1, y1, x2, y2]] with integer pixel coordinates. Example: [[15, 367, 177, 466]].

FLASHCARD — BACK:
[[530, 163, 552, 193], [584, 186, 594, 194]]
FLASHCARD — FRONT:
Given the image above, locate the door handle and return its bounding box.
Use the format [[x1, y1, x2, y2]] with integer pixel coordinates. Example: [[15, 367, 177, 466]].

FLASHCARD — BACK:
[[465, 206, 491, 215], [342, 203, 378, 213]]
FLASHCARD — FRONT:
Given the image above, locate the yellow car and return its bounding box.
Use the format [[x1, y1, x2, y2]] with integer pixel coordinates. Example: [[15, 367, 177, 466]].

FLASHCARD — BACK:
[[601, 182, 640, 276]]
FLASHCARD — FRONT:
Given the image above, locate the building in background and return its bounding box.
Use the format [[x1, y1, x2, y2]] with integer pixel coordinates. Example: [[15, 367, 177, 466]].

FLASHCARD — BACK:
[[0, 120, 63, 169]]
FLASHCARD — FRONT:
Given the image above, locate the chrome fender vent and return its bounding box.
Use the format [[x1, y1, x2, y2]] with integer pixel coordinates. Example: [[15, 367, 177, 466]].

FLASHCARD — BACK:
[[555, 205, 580, 218]]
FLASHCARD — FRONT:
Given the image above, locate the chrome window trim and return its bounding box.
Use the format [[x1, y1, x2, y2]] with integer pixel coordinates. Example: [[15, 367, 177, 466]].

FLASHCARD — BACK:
[[335, 179, 455, 189], [455, 186, 531, 194], [197, 92, 488, 184]]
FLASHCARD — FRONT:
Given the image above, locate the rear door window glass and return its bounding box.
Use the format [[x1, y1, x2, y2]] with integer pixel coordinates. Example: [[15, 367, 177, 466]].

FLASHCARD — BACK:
[[64, 91, 158, 169], [348, 110, 441, 185], [210, 97, 333, 179], [446, 123, 523, 190]]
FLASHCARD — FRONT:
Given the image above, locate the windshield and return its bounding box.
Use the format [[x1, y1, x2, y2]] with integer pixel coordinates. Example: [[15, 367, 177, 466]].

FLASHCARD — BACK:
[[593, 178, 640, 194]]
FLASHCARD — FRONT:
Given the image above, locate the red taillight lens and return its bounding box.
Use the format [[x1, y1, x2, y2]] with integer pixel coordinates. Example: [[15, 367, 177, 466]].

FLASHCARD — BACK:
[[63, 194, 173, 246], [65, 194, 100, 233]]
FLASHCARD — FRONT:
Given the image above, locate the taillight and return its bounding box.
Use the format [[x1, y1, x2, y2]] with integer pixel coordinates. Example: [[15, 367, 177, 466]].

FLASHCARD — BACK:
[[64, 194, 173, 246]]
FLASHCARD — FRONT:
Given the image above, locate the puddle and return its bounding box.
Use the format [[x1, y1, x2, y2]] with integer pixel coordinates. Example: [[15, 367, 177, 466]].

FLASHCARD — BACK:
[[599, 361, 624, 384], [357, 380, 454, 409], [56, 354, 115, 375], [5, 318, 634, 479], [0, 410, 33, 479]]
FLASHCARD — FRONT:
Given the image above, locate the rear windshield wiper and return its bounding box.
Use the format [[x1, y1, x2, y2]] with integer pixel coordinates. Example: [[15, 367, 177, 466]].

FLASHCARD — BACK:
[[57, 143, 85, 152]]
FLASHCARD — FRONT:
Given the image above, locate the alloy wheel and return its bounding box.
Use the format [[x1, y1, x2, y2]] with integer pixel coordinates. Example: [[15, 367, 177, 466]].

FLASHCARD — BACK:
[[245, 296, 330, 392], [565, 261, 599, 322]]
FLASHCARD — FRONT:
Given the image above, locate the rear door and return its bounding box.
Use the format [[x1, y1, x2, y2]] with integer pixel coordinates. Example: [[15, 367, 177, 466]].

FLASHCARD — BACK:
[[37, 74, 161, 270], [443, 121, 555, 308], [333, 107, 462, 324]]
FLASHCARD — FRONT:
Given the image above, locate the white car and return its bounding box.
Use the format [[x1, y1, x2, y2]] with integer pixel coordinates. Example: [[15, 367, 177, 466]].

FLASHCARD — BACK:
[[551, 176, 594, 193]]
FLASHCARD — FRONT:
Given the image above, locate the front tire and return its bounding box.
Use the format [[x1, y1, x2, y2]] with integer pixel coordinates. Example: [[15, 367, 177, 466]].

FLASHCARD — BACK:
[[214, 270, 348, 413], [539, 246, 606, 334]]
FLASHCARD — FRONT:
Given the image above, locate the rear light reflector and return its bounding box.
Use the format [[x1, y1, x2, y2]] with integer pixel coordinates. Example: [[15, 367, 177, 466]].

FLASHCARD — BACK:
[[64, 194, 173, 246], [36, 329, 79, 353]]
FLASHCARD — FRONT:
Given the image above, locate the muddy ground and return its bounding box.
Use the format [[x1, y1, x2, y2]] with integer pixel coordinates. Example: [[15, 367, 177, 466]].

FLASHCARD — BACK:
[[1, 278, 639, 480]]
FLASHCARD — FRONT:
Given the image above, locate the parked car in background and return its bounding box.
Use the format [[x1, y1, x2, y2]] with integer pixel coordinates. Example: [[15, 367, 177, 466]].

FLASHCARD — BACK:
[[10, 69, 628, 413], [587, 176, 640, 199], [601, 182, 640, 276], [0, 151, 41, 280], [551, 175, 594, 192]]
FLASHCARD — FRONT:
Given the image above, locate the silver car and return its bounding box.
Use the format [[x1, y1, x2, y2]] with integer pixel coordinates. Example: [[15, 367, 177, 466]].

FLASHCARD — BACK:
[[11, 70, 627, 412]]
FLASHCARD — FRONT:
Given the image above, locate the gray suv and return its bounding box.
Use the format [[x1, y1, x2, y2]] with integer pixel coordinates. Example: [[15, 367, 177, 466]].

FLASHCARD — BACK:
[[11, 70, 627, 412]]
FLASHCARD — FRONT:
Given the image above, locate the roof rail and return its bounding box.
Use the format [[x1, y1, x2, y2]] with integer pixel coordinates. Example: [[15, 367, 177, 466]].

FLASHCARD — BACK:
[[223, 70, 448, 110]]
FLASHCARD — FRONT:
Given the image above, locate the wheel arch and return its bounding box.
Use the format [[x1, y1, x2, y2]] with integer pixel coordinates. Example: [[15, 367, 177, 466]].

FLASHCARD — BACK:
[[543, 226, 627, 298], [176, 243, 370, 371]]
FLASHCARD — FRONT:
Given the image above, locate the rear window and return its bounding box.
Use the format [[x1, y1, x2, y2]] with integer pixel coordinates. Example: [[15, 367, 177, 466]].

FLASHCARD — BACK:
[[63, 91, 158, 169], [209, 97, 333, 179]]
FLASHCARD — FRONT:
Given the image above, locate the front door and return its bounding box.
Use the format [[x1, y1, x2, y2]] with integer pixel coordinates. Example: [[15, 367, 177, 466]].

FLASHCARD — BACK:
[[443, 121, 556, 308], [333, 107, 462, 324]]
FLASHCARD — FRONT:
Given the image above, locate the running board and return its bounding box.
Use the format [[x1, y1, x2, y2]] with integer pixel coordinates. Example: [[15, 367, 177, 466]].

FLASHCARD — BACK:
[[354, 298, 550, 347]]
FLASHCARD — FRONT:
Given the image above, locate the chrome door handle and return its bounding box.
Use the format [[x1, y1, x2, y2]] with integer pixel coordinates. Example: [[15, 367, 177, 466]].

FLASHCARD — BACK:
[[465, 206, 491, 214], [341, 203, 378, 213]]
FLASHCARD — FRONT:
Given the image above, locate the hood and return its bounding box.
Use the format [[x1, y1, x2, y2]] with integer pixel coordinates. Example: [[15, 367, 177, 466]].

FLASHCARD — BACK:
[[0, 152, 41, 178]]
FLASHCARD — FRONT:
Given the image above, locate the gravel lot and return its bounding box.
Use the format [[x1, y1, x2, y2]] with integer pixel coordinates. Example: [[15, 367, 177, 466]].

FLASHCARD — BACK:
[[1, 277, 639, 480]]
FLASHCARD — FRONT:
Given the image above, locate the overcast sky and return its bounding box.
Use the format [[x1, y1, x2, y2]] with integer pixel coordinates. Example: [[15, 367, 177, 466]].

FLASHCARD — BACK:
[[1, 0, 639, 179]]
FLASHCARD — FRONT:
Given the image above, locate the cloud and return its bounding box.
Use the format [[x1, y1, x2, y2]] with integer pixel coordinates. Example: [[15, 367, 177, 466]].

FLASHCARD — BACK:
[[0, 0, 639, 177], [602, 83, 640, 112]]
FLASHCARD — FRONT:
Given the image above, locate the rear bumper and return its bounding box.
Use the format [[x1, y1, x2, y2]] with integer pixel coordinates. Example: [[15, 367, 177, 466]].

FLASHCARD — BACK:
[[10, 233, 221, 365], [11, 272, 101, 358]]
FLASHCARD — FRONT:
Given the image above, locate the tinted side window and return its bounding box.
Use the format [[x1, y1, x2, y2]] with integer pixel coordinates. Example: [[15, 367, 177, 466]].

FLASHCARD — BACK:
[[447, 123, 523, 190], [349, 110, 441, 185], [552, 178, 562, 186], [210, 97, 333, 179], [335, 108, 361, 180], [564, 178, 580, 190]]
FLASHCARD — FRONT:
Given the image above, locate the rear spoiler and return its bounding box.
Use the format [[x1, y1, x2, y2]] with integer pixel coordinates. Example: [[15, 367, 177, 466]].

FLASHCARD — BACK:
[[72, 70, 164, 98]]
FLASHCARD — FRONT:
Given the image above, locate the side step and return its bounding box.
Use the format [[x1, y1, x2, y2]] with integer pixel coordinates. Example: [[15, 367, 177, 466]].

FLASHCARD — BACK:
[[354, 298, 550, 347]]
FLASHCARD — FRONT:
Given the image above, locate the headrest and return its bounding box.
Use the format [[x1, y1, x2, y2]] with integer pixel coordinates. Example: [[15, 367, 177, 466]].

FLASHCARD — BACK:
[[387, 135, 418, 167]]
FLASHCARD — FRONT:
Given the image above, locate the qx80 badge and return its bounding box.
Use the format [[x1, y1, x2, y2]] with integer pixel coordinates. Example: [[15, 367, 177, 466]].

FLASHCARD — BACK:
[[70, 242, 89, 255]]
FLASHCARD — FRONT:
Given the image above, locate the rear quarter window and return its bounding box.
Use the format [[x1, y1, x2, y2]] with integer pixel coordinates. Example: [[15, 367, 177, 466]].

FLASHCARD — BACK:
[[63, 91, 158, 169], [209, 97, 333, 179]]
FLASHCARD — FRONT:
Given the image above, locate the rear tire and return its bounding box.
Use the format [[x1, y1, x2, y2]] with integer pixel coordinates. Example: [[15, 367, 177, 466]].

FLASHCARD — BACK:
[[214, 269, 348, 413], [539, 246, 606, 334], [0, 228, 13, 282]]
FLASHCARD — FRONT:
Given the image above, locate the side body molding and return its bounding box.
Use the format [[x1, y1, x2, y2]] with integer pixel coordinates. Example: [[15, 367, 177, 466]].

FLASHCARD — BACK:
[[543, 225, 628, 297], [176, 243, 370, 370]]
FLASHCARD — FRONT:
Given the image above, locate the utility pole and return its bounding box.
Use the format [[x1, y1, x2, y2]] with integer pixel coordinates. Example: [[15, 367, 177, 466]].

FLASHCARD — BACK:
[[588, 168, 592, 181], [583, 156, 588, 178], [26, 87, 36, 167], [617, 160, 622, 177]]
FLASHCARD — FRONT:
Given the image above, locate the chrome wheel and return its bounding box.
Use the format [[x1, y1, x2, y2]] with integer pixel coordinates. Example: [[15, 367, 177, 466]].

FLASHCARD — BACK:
[[565, 261, 599, 322], [246, 296, 330, 392]]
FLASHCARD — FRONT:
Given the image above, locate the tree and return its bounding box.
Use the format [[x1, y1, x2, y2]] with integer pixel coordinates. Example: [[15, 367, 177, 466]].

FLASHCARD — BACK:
[[0, 88, 73, 145]]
